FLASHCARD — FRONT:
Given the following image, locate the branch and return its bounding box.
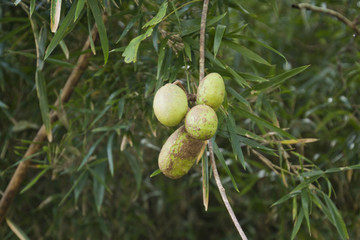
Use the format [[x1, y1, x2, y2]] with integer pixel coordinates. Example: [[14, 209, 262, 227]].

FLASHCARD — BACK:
[[0, 25, 99, 223], [208, 141, 248, 240], [199, 0, 209, 82], [292, 3, 360, 36]]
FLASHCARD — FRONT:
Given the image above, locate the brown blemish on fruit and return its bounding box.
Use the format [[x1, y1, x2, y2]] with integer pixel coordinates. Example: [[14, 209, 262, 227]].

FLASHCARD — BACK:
[[159, 126, 205, 179]]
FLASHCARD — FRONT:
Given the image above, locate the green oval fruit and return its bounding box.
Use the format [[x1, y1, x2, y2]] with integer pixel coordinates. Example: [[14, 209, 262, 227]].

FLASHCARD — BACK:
[[185, 105, 218, 140], [158, 125, 206, 179], [153, 83, 188, 127], [196, 73, 225, 110]]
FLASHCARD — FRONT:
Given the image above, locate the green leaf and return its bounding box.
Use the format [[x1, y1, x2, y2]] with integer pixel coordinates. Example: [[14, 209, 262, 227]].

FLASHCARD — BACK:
[[251, 65, 310, 91], [88, 0, 109, 64], [226, 113, 246, 169], [20, 168, 49, 194], [180, 12, 227, 36], [212, 139, 239, 192], [214, 24, 226, 58], [50, 0, 62, 32], [92, 162, 106, 213], [202, 146, 209, 210], [13, 0, 22, 6], [226, 87, 250, 106], [74, 172, 88, 203], [301, 189, 311, 234], [6, 218, 30, 240], [0, 23, 30, 43], [123, 151, 142, 192], [224, 40, 271, 66], [107, 133, 115, 176], [35, 70, 52, 142], [122, 28, 153, 63], [59, 171, 87, 206], [92, 124, 128, 132], [59, 40, 69, 60], [156, 37, 168, 80], [30, 0, 36, 16], [45, 2, 77, 60], [86, 4, 96, 55], [236, 108, 293, 139], [291, 208, 304, 240], [75, 0, 86, 21], [150, 169, 162, 177], [78, 134, 106, 170], [319, 191, 349, 240], [116, 14, 143, 43], [142, 1, 168, 29], [225, 65, 250, 88], [272, 176, 321, 206], [118, 97, 125, 119], [0, 100, 9, 109]]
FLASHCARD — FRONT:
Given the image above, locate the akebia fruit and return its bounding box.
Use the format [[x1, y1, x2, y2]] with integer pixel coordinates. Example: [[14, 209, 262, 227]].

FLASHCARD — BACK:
[[196, 73, 225, 110], [153, 83, 188, 127], [158, 126, 206, 179], [185, 105, 218, 140]]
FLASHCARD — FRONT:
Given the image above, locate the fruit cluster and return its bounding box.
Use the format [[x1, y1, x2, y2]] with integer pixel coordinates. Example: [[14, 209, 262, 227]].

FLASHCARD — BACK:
[[153, 73, 225, 179]]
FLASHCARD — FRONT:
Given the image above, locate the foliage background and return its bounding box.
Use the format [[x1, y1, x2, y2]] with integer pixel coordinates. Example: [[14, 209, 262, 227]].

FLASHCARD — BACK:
[[0, 0, 359, 239]]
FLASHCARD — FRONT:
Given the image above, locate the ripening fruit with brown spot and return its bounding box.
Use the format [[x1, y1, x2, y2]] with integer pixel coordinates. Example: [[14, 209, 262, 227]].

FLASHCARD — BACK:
[[153, 84, 188, 127], [196, 73, 225, 110], [185, 105, 218, 140], [158, 126, 206, 179]]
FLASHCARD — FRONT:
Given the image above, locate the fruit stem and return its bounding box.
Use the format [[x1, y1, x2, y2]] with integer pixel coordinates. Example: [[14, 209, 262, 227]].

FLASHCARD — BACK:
[[208, 140, 248, 240]]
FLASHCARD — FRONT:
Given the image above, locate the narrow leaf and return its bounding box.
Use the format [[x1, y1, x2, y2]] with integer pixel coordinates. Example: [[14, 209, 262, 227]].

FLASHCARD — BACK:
[[50, 0, 62, 33], [75, 0, 86, 21], [150, 169, 162, 177], [301, 189, 311, 234], [107, 133, 115, 176], [123, 151, 142, 191], [212, 139, 239, 192], [142, 1, 168, 29], [236, 108, 293, 139], [20, 168, 49, 194], [224, 40, 271, 66], [320, 191, 349, 239], [59, 40, 70, 60], [92, 162, 106, 213], [202, 148, 209, 211], [35, 70, 52, 142], [251, 65, 310, 91], [88, 0, 109, 64], [30, 0, 36, 17], [116, 14, 143, 43], [226, 114, 246, 168], [78, 134, 106, 170], [45, 2, 77, 59], [59, 171, 87, 206], [291, 208, 304, 240], [214, 24, 226, 58], [226, 87, 250, 106], [6, 218, 30, 240], [122, 28, 153, 63]]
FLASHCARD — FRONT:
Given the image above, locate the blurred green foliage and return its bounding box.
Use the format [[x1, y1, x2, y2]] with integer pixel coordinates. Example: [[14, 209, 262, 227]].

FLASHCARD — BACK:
[[0, 0, 359, 239]]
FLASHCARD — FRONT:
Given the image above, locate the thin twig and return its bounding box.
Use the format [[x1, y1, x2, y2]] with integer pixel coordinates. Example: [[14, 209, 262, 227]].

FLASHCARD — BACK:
[[199, 0, 209, 82], [208, 141, 248, 240], [198, 1, 247, 238], [0, 24, 99, 223], [292, 3, 360, 36]]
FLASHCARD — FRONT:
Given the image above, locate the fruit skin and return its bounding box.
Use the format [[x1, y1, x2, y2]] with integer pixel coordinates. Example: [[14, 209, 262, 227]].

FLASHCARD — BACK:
[[158, 126, 206, 179], [153, 83, 188, 127], [196, 73, 225, 110], [185, 105, 218, 140]]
